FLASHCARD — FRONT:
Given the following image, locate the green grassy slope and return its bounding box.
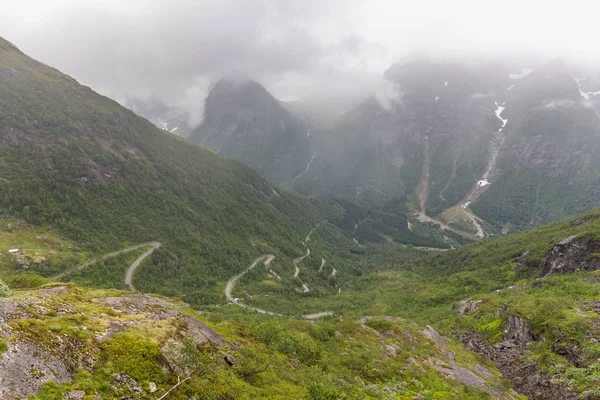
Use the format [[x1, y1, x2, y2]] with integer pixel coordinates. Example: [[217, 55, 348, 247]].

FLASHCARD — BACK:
[[316, 209, 600, 397], [0, 37, 347, 306], [1, 284, 518, 399], [0, 37, 446, 308]]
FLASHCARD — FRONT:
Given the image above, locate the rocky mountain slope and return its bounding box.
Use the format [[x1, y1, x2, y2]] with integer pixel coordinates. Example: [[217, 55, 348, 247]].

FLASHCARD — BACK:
[[188, 78, 313, 186], [303, 58, 600, 235], [200, 58, 600, 236], [0, 283, 519, 399], [316, 209, 600, 399]]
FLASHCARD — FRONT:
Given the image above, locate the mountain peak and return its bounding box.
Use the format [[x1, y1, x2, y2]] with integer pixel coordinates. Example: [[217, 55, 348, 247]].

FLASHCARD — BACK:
[[189, 76, 312, 185]]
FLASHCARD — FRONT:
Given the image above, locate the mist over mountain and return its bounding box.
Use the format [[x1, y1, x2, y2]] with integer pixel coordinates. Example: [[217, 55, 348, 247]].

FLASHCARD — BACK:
[[5, 2, 600, 399], [125, 97, 194, 137]]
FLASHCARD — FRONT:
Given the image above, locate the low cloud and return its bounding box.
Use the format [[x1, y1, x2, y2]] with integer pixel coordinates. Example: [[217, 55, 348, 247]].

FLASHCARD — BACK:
[[2, 0, 600, 126]]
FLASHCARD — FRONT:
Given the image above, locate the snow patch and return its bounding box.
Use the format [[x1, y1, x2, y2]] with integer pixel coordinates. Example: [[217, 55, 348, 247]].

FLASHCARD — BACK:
[[435, 96, 440, 101], [509, 68, 533, 79], [494, 101, 507, 129], [505, 85, 515, 93], [477, 179, 490, 187], [573, 76, 600, 100], [338, 108, 351, 116], [444, 81, 448, 87]]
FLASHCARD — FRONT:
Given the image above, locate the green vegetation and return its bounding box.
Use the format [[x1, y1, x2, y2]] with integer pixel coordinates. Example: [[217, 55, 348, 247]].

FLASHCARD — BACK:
[[63, 246, 152, 290], [0, 279, 9, 297], [0, 37, 349, 307], [0, 285, 515, 399], [6, 35, 600, 398], [0, 37, 457, 312]]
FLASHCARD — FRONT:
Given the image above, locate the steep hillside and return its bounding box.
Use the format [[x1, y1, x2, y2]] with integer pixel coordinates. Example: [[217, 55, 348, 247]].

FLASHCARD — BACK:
[[188, 78, 313, 186], [0, 283, 519, 399], [0, 37, 450, 310], [0, 37, 343, 306], [472, 60, 600, 230], [307, 209, 600, 399], [290, 58, 600, 235]]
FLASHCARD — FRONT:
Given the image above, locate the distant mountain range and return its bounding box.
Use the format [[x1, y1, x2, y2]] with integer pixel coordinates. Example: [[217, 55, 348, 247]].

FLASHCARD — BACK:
[[189, 59, 600, 237]]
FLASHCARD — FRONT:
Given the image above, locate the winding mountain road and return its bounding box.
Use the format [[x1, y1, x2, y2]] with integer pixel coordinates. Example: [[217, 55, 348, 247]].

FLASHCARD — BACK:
[[293, 248, 310, 277], [225, 223, 333, 319], [225, 253, 332, 318], [225, 255, 284, 316], [52, 241, 161, 285], [319, 258, 325, 272], [125, 242, 162, 291]]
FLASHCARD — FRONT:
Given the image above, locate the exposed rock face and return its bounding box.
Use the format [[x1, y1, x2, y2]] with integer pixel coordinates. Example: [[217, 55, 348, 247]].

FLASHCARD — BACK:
[[454, 298, 482, 316], [503, 314, 537, 343], [0, 341, 72, 398], [64, 389, 86, 399], [571, 215, 599, 227], [0, 286, 223, 399], [540, 236, 600, 276], [359, 316, 520, 398], [427, 358, 501, 398], [422, 325, 447, 345], [461, 332, 578, 400], [224, 354, 237, 366], [113, 372, 142, 395]]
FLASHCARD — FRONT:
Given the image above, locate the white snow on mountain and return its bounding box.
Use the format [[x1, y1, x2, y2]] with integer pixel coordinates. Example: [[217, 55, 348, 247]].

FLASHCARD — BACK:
[[509, 68, 533, 79]]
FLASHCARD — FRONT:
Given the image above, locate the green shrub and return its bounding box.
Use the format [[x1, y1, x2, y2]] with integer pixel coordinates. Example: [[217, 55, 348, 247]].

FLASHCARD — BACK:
[[0, 280, 10, 297], [0, 341, 8, 356], [100, 334, 167, 384], [5, 273, 46, 289]]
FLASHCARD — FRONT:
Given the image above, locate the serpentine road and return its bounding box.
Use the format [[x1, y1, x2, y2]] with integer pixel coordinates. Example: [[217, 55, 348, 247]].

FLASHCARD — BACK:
[[225, 249, 333, 319], [224, 255, 284, 316], [125, 242, 162, 291], [52, 242, 161, 289]]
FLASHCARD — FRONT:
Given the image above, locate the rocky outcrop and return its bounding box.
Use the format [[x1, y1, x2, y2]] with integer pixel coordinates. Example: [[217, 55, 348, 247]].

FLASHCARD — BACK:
[[422, 325, 447, 345], [461, 332, 578, 400], [0, 286, 224, 398], [540, 236, 600, 276], [503, 314, 537, 344], [0, 340, 72, 398], [571, 215, 599, 227], [359, 316, 520, 398], [111, 373, 142, 396], [454, 298, 482, 316]]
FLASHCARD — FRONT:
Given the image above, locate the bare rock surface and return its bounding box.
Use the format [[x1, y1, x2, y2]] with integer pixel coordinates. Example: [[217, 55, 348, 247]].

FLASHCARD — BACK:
[[541, 236, 600, 276], [0, 341, 72, 398], [460, 332, 578, 400], [0, 287, 223, 398], [422, 325, 447, 344]]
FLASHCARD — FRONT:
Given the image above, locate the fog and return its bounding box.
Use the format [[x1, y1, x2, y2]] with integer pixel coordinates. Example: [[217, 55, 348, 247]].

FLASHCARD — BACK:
[[1, 0, 598, 125]]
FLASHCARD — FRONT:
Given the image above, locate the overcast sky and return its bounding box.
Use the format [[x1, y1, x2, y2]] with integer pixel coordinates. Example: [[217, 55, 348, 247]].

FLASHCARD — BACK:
[[1, 0, 598, 124]]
